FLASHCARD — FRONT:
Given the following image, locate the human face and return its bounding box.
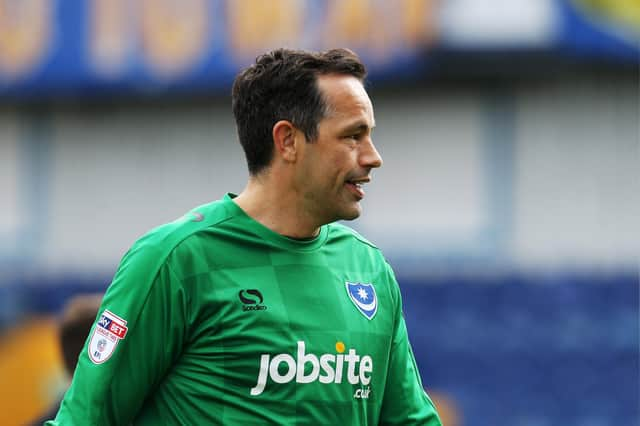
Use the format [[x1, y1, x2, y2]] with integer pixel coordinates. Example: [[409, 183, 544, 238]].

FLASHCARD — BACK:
[[294, 74, 383, 225]]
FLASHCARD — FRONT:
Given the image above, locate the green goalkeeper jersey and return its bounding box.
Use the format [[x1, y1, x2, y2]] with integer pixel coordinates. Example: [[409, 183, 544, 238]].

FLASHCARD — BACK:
[[47, 194, 441, 425]]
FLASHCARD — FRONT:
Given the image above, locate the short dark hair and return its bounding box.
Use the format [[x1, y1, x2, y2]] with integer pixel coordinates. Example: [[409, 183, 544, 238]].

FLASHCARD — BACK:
[[59, 294, 103, 373], [232, 48, 367, 175]]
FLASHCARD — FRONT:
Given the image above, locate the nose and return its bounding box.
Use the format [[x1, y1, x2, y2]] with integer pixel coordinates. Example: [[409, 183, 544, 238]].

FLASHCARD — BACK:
[[360, 137, 383, 169]]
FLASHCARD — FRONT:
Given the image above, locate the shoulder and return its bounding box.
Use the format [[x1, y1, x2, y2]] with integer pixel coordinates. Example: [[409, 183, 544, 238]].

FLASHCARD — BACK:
[[119, 198, 237, 272], [326, 223, 391, 270], [101, 198, 240, 318], [326, 222, 380, 251]]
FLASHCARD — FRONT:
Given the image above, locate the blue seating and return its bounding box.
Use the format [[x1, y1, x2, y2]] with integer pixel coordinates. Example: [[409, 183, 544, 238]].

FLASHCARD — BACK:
[[401, 273, 639, 425]]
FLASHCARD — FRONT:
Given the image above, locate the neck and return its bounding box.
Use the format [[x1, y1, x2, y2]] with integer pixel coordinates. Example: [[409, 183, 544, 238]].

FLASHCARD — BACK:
[[233, 174, 322, 239]]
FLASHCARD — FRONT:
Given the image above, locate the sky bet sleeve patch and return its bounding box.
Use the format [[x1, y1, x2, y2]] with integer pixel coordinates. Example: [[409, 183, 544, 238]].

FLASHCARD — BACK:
[[88, 310, 129, 364]]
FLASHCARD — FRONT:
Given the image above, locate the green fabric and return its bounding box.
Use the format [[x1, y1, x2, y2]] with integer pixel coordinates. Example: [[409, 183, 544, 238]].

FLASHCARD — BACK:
[[47, 194, 441, 425]]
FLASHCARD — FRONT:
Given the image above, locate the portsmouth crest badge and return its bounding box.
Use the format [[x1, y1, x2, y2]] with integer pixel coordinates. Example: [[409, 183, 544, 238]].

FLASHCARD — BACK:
[[345, 282, 377, 320], [88, 310, 128, 364]]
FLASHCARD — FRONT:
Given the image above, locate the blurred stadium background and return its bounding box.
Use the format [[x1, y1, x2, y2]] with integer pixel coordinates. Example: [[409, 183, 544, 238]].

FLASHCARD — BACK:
[[0, 1, 638, 425]]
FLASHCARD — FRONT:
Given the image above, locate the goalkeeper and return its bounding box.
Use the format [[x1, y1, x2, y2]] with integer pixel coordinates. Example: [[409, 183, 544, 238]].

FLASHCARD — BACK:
[[47, 48, 442, 425]]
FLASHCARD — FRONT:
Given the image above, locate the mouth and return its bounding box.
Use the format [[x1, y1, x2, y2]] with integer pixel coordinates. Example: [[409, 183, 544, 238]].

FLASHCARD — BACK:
[[345, 178, 370, 199]]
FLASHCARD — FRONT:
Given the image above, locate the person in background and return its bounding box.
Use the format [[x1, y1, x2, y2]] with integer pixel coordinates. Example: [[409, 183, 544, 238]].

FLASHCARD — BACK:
[[48, 48, 442, 425], [30, 293, 103, 426]]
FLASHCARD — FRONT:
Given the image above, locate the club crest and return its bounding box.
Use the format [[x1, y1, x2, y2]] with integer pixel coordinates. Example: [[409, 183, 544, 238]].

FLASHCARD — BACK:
[[345, 282, 377, 320], [88, 309, 128, 364]]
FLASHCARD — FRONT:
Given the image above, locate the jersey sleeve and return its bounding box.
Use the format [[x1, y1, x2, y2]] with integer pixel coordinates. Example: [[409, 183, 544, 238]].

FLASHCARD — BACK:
[[46, 242, 189, 425], [379, 264, 442, 426]]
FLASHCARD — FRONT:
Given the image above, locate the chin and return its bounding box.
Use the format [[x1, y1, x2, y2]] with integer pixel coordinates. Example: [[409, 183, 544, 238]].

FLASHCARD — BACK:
[[337, 205, 362, 222]]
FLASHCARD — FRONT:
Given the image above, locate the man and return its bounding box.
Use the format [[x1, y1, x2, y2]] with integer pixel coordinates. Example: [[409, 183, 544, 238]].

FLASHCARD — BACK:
[[48, 48, 441, 425]]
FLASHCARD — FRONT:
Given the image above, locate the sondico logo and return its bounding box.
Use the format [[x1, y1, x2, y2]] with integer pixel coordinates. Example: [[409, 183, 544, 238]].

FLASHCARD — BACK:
[[239, 289, 267, 311], [250, 341, 373, 399]]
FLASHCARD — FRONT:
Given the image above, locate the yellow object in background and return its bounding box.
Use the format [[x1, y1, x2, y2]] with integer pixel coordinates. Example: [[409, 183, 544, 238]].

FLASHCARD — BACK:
[[430, 391, 463, 426], [573, 0, 640, 30], [0, 318, 67, 426]]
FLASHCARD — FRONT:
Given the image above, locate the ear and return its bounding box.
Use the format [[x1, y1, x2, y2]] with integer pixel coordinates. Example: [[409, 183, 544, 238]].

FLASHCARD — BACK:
[[272, 120, 299, 163]]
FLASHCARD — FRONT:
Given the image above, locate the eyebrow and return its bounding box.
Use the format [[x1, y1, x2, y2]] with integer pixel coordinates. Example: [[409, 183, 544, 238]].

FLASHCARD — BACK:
[[343, 122, 375, 133]]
